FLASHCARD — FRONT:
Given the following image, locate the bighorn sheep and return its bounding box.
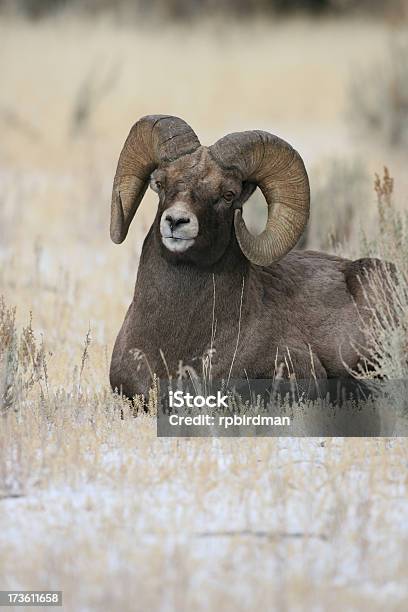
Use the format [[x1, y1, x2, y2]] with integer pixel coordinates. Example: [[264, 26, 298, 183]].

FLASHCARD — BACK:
[[109, 115, 385, 398]]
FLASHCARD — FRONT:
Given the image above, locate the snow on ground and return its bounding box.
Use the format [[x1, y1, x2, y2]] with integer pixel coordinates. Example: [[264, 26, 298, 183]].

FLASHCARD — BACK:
[[1, 428, 407, 611]]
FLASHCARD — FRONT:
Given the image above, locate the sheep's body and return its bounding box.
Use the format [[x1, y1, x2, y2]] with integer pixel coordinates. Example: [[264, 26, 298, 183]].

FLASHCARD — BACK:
[[109, 116, 387, 399], [110, 228, 376, 398]]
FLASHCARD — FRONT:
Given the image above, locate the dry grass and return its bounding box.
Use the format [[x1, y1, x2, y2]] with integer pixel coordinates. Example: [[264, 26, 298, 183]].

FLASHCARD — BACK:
[[1, 412, 408, 610], [1, 14, 408, 612]]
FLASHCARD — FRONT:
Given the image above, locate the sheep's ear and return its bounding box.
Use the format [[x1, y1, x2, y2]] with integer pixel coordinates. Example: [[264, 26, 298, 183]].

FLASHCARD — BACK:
[[237, 182, 257, 207], [149, 174, 161, 194]]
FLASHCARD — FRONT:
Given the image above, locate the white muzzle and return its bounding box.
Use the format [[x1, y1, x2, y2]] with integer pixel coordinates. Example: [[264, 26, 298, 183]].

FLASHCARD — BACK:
[[160, 202, 199, 253]]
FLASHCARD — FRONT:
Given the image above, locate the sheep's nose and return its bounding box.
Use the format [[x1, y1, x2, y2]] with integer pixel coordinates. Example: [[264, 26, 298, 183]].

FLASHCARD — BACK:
[[165, 214, 190, 231]]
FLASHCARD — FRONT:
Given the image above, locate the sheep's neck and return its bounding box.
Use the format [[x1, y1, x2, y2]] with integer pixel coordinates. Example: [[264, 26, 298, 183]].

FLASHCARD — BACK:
[[132, 229, 252, 371], [135, 227, 250, 302]]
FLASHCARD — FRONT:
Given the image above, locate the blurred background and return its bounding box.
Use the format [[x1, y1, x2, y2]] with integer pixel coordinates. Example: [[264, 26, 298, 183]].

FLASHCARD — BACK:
[[1, 0, 408, 367], [2, 0, 408, 19]]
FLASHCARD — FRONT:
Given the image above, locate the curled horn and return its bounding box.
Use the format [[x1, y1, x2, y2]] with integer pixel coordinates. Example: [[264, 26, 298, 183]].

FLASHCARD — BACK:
[[111, 115, 201, 244], [209, 131, 310, 266]]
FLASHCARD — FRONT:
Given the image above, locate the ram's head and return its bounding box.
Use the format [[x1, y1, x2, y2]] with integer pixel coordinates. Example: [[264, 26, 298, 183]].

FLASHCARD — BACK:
[[111, 115, 310, 267]]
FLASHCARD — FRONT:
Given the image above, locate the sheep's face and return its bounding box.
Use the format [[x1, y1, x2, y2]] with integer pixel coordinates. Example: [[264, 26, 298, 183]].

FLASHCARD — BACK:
[[150, 147, 255, 266]]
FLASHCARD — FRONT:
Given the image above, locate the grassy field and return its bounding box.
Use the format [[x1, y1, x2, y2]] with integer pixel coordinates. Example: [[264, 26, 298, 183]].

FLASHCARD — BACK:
[[1, 14, 408, 611]]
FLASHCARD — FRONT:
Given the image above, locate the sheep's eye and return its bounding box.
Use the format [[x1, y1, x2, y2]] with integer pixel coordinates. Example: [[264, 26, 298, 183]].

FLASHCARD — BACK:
[[156, 181, 162, 190], [223, 191, 234, 203]]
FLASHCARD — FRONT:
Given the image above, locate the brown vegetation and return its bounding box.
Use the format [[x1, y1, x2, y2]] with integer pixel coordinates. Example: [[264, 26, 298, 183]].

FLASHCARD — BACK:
[[1, 15, 408, 611]]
